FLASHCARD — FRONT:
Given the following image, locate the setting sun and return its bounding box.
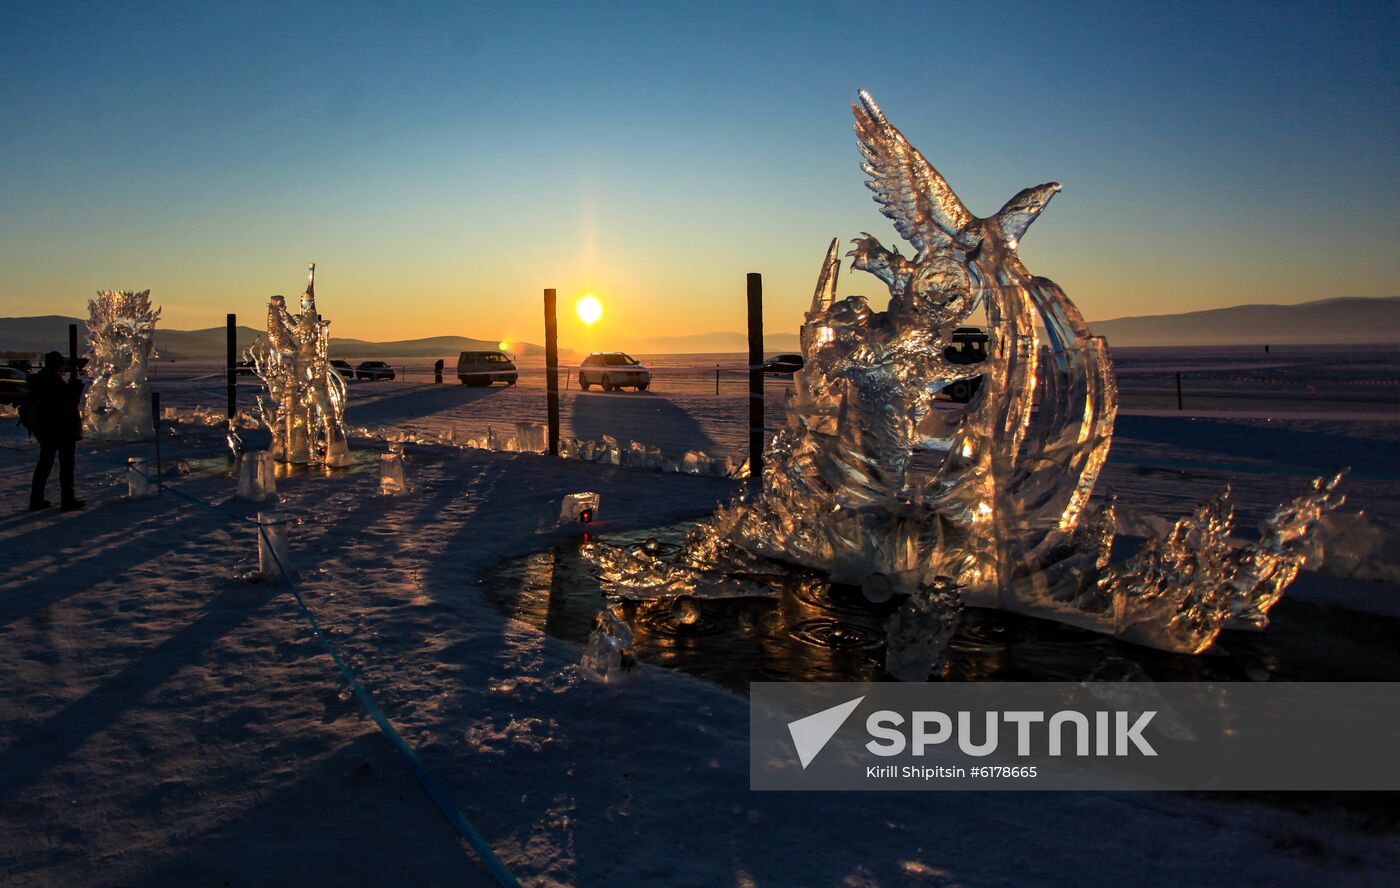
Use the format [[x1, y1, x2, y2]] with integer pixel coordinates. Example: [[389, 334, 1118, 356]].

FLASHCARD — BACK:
[[576, 293, 603, 326]]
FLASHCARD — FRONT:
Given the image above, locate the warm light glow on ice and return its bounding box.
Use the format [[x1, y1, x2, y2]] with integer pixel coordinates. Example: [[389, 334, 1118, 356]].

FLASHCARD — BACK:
[[576, 294, 603, 326]]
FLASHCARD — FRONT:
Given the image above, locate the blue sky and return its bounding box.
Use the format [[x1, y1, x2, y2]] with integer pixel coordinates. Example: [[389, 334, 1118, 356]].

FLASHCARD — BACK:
[[1, 0, 1395, 344]]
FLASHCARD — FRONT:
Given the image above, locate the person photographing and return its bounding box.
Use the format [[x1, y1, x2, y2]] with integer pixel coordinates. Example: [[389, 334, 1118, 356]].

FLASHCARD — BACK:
[[24, 350, 86, 511]]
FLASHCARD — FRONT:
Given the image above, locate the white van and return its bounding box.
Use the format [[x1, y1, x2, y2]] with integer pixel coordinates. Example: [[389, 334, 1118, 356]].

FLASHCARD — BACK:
[[457, 351, 518, 387]]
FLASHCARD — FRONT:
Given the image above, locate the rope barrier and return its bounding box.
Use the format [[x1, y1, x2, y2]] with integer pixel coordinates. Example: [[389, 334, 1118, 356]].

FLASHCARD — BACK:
[[129, 466, 522, 888]]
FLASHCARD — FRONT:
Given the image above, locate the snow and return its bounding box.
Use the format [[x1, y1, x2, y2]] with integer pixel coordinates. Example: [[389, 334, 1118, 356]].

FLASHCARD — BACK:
[[2, 355, 1399, 886]]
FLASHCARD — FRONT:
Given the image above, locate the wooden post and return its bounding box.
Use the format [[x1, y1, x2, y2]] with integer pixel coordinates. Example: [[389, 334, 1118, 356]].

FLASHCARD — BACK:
[[747, 273, 764, 486], [715, 364, 720, 396], [151, 391, 163, 495], [226, 313, 237, 420], [1175, 372, 1183, 410], [67, 323, 78, 382], [544, 288, 560, 456]]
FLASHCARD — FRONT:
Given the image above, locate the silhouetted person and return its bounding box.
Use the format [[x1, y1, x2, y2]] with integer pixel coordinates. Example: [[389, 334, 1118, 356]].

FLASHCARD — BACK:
[[433, 358, 444, 384], [26, 351, 85, 512]]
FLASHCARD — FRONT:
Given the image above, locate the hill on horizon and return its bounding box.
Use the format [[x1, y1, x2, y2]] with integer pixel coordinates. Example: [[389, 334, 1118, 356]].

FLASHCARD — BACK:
[[0, 316, 551, 360], [1087, 296, 1400, 346], [624, 296, 1400, 351]]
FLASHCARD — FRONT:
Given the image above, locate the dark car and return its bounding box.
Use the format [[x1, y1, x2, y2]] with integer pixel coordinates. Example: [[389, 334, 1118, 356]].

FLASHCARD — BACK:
[[762, 353, 804, 374], [6, 359, 33, 373], [355, 360, 396, 381], [0, 366, 29, 407], [457, 351, 518, 387], [578, 352, 650, 391], [331, 359, 354, 378], [942, 327, 989, 403], [236, 359, 257, 377]]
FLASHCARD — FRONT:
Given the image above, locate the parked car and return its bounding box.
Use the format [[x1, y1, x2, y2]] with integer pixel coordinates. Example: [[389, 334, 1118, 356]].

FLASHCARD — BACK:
[[355, 360, 396, 381], [941, 326, 989, 403], [236, 359, 257, 377], [0, 366, 29, 406], [457, 351, 518, 387], [6, 359, 33, 373], [330, 359, 354, 378], [578, 352, 651, 391], [762, 353, 804, 374]]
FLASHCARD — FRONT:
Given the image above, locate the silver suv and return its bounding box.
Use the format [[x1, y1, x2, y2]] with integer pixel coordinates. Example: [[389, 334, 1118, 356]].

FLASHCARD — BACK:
[[578, 352, 650, 392]]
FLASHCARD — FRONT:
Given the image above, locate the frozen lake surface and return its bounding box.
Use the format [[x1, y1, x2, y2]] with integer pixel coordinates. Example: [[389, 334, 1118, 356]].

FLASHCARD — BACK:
[[1, 343, 1398, 886]]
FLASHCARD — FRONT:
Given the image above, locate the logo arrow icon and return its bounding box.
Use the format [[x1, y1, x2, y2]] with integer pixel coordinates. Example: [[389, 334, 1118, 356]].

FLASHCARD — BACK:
[[787, 696, 865, 769]]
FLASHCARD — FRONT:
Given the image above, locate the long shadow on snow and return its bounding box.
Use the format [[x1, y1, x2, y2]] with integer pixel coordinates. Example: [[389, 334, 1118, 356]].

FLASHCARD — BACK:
[[568, 390, 717, 452], [0, 581, 279, 804]]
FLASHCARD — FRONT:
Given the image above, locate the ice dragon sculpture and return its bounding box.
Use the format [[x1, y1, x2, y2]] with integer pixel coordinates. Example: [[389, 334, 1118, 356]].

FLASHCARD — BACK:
[[247, 263, 351, 467], [84, 289, 160, 441], [586, 91, 1342, 657]]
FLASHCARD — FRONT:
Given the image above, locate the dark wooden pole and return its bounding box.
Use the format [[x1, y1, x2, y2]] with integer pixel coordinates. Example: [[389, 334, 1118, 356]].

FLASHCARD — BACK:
[[747, 273, 764, 486], [68, 323, 78, 381], [151, 391, 163, 494], [226, 313, 237, 420], [543, 288, 560, 456], [1175, 371, 1183, 410]]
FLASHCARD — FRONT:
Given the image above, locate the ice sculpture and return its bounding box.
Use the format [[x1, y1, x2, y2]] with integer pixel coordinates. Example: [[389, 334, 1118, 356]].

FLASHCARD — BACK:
[[585, 91, 1343, 657], [247, 264, 351, 466], [84, 289, 159, 441]]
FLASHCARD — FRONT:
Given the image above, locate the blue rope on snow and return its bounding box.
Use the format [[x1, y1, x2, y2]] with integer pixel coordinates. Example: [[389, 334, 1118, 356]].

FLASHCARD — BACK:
[[133, 467, 522, 887]]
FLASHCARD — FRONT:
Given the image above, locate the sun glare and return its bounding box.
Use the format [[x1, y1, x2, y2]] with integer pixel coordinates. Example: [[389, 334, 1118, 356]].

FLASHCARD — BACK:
[[576, 294, 603, 326]]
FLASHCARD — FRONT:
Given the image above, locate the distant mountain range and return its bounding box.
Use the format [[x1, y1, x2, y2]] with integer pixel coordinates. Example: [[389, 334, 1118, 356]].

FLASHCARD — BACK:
[[0, 316, 551, 359], [3, 297, 1397, 358], [625, 296, 1400, 351], [1087, 296, 1400, 346]]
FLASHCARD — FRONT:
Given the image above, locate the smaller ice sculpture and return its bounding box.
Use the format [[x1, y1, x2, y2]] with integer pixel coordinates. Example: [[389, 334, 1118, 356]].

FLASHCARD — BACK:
[[237, 451, 277, 502], [84, 289, 160, 441], [560, 492, 600, 524], [248, 264, 351, 467], [256, 512, 293, 583], [580, 606, 635, 682], [380, 444, 406, 495]]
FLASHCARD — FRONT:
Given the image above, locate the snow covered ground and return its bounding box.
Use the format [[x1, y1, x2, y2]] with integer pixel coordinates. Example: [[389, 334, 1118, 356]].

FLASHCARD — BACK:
[[2, 349, 1399, 886]]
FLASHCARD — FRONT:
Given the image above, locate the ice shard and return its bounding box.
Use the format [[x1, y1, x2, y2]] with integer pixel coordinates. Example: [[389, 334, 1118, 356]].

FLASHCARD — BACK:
[[84, 289, 159, 441], [585, 91, 1341, 657], [248, 264, 351, 467]]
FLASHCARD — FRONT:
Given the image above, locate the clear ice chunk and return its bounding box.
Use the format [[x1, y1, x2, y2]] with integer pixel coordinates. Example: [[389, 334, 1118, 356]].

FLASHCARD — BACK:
[[379, 447, 406, 496], [237, 451, 277, 502], [884, 582, 961, 681], [560, 491, 600, 524], [580, 606, 635, 682]]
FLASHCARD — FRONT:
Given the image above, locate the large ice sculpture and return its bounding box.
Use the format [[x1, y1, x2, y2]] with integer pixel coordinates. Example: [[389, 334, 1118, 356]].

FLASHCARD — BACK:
[[586, 91, 1343, 656], [84, 289, 159, 441], [248, 264, 351, 467]]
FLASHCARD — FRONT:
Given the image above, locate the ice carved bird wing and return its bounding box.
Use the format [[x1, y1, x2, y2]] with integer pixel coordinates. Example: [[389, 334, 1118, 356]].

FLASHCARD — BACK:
[[852, 90, 974, 257]]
